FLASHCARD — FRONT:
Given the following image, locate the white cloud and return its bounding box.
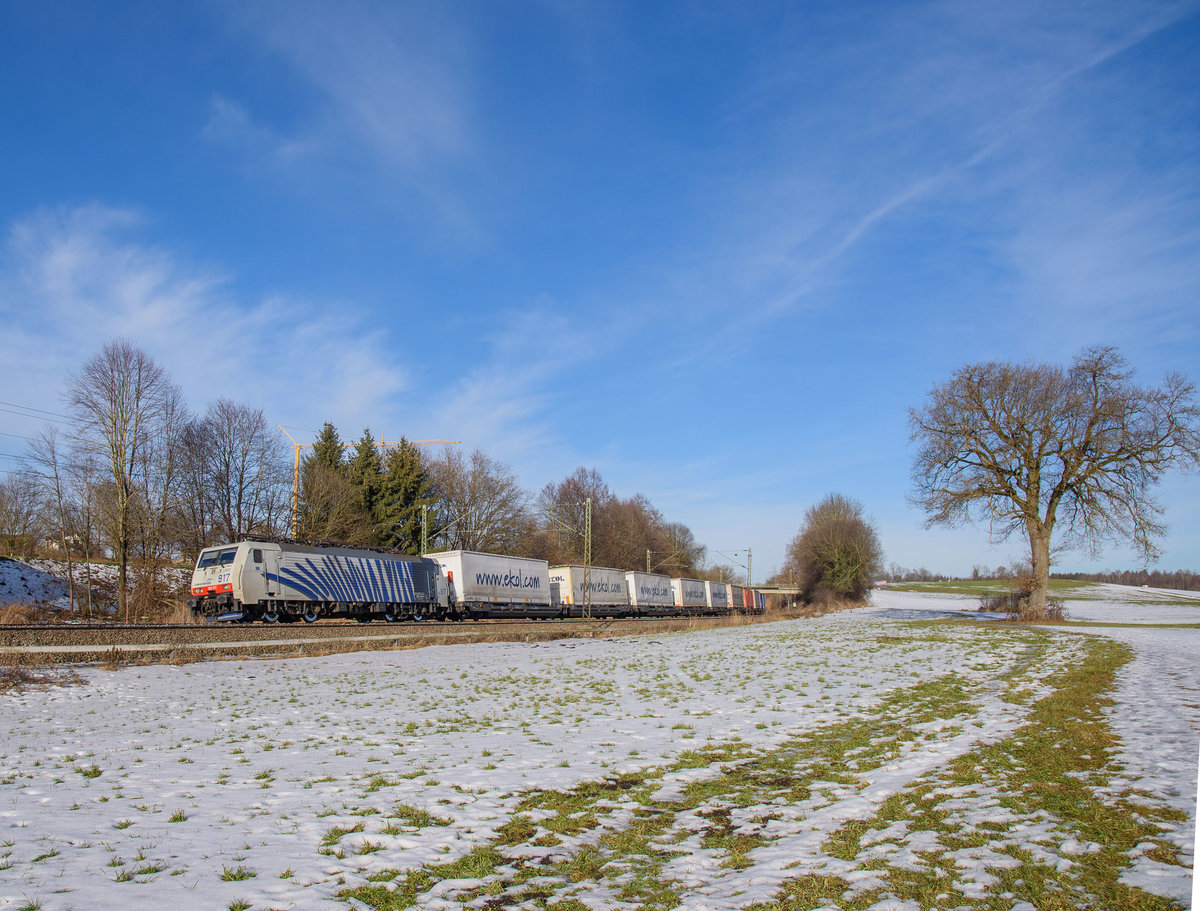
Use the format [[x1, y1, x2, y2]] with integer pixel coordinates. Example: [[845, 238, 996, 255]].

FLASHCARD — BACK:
[[428, 308, 573, 470], [0, 203, 409, 433], [217, 1, 472, 173], [202, 95, 316, 164]]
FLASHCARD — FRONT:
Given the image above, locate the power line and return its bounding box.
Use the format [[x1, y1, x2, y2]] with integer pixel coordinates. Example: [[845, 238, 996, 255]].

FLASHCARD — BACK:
[[0, 406, 70, 425], [0, 400, 73, 420]]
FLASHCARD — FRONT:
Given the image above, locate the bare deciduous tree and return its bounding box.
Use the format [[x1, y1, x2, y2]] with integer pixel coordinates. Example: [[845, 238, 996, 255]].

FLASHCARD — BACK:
[[428, 447, 529, 554], [66, 450, 103, 617], [25, 426, 77, 611], [66, 339, 183, 618], [0, 471, 42, 558], [531, 467, 706, 573], [199, 399, 290, 542], [909, 346, 1200, 619]]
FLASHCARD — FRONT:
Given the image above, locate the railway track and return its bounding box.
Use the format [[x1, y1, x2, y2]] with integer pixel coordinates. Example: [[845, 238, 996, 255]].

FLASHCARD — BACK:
[[0, 614, 756, 665]]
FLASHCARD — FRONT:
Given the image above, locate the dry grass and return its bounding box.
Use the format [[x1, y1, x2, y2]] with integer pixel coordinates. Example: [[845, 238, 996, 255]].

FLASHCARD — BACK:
[[790, 599, 862, 619], [0, 654, 85, 693], [979, 576, 1069, 622], [0, 603, 41, 624], [159, 601, 198, 625]]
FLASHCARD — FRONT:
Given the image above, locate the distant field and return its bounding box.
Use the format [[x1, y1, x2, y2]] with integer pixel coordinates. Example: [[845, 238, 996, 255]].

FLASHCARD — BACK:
[[883, 578, 1200, 605]]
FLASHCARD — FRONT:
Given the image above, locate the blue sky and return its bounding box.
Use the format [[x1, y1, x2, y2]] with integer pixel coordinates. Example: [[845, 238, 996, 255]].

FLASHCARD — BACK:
[[2, 0, 1198, 579]]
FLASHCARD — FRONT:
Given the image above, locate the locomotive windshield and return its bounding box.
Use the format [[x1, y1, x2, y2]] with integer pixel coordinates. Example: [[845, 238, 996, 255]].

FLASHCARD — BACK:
[[197, 547, 237, 569]]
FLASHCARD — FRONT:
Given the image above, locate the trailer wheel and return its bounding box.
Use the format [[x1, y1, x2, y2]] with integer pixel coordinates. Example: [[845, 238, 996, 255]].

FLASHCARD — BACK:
[[302, 608, 320, 623]]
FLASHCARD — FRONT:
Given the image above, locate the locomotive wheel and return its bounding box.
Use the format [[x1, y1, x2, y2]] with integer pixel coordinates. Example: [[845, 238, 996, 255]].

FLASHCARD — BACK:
[[383, 609, 398, 623], [302, 608, 320, 623], [263, 609, 279, 624], [411, 611, 424, 622]]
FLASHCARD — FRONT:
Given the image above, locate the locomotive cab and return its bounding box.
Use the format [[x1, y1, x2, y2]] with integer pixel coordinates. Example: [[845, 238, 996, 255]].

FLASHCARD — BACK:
[[189, 544, 240, 618], [189, 542, 279, 621]]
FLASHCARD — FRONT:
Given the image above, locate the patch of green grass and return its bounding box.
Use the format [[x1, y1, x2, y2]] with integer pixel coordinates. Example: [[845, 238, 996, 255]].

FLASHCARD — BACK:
[[219, 864, 256, 882], [752, 634, 1186, 911], [320, 823, 364, 849], [340, 846, 504, 909], [388, 804, 452, 829]]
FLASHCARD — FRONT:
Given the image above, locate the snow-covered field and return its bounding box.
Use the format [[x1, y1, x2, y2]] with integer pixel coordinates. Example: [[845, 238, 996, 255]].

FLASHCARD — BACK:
[[0, 587, 1196, 910]]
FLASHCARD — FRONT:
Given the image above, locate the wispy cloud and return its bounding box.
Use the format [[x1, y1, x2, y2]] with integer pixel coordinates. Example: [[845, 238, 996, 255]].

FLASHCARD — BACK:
[[213, 2, 472, 176], [202, 95, 315, 164], [671, 0, 1200, 335], [428, 307, 574, 473], [0, 204, 408, 430]]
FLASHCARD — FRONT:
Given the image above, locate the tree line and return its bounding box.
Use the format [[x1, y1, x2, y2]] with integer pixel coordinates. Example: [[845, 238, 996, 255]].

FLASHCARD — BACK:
[[296, 428, 711, 580], [0, 339, 723, 619]]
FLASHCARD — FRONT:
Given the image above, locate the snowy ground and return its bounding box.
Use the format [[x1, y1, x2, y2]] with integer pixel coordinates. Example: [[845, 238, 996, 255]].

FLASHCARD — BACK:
[[0, 586, 1196, 910], [0, 557, 191, 617]]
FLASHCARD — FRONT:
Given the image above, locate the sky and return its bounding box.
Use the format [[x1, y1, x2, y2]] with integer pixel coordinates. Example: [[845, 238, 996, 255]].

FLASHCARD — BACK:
[[1, 0, 1198, 579]]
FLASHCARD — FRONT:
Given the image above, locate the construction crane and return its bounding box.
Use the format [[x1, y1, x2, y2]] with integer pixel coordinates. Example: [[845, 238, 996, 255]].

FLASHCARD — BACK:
[[279, 427, 459, 538]]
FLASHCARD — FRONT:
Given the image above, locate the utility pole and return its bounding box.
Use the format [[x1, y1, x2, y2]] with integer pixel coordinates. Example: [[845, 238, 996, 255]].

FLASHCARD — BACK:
[[582, 497, 592, 620]]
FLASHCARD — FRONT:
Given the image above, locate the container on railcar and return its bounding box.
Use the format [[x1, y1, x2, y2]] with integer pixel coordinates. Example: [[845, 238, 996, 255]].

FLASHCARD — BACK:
[[670, 577, 708, 614], [423, 550, 553, 618], [548, 565, 629, 618], [624, 571, 675, 617], [705, 580, 730, 614]]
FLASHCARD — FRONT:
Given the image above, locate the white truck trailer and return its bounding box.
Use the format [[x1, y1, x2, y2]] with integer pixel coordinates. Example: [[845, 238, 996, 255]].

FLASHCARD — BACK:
[[625, 571, 676, 617], [423, 550, 553, 618], [671, 577, 708, 614], [549, 565, 629, 617]]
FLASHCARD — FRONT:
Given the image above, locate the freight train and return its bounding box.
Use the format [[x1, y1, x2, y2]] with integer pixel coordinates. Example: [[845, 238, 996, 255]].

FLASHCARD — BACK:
[[188, 539, 766, 623]]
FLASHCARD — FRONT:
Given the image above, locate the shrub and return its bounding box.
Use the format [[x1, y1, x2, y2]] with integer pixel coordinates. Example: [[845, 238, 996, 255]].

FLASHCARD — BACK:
[[979, 573, 1067, 622], [785, 494, 882, 605]]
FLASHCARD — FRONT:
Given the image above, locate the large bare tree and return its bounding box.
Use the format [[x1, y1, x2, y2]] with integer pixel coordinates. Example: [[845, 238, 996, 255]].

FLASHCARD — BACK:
[[199, 399, 290, 543], [66, 339, 183, 618], [428, 447, 530, 554], [909, 347, 1200, 618]]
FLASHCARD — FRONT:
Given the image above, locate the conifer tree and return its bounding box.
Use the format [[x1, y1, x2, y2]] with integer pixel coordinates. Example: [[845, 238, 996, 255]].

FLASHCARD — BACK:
[[378, 438, 434, 553], [346, 428, 385, 533], [298, 422, 361, 541], [309, 422, 344, 471]]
